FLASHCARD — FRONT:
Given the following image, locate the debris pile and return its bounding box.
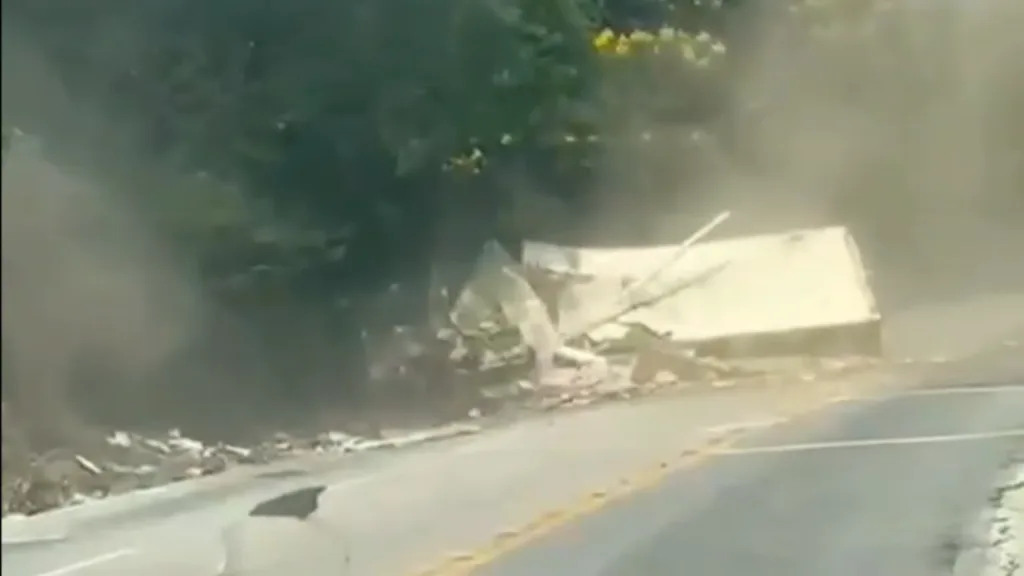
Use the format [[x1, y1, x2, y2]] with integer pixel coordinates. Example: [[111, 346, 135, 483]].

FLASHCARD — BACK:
[[1, 421, 479, 517], [1, 214, 890, 518], [439, 214, 884, 414]]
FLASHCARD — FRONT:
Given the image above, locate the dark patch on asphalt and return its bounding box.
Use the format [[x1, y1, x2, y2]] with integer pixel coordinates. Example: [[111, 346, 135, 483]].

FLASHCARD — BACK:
[[248, 485, 326, 520], [935, 528, 969, 571]]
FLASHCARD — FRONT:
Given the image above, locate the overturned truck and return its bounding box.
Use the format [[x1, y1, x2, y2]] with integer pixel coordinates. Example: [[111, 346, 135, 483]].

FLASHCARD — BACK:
[[524, 225, 882, 359], [450, 222, 883, 386]]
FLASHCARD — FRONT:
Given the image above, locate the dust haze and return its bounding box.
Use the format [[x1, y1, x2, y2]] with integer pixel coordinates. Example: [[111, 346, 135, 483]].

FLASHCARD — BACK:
[[0, 27, 216, 449], [2, 1, 1023, 452], [579, 1, 1024, 356], [0, 28, 204, 448]]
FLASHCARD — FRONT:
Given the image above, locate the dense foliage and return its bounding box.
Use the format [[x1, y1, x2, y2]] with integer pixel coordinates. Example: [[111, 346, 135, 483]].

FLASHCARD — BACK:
[[2, 0, 748, 295]]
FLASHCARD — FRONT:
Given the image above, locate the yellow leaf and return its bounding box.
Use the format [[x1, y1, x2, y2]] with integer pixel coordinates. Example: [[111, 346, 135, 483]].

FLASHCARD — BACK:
[[629, 30, 655, 43], [680, 43, 697, 62], [593, 28, 615, 50]]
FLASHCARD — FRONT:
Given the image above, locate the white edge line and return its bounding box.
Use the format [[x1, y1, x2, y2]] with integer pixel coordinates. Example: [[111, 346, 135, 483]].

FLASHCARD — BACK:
[[716, 429, 1024, 456], [901, 385, 1024, 397], [33, 549, 137, 576]]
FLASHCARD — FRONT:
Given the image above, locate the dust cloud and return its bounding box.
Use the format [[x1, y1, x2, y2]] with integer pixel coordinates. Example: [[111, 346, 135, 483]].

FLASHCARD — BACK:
[[2, 2, 1023, 453], [1, 37, 203, 450], [581, 1, 1024, 357]]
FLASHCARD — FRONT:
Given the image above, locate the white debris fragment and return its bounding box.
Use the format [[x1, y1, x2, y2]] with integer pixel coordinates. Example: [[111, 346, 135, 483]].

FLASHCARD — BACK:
[[167, 435, 204, 454], [74, 455, 102, 476], [221, 444, 252, 460], [517, 379, 536, 392], [106, 431, 131, 448], [652, 370, 678, 386], [142, 437, 172, 454]]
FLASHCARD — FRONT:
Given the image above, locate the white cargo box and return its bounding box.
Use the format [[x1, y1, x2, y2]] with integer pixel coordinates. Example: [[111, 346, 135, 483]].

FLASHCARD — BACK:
[[523, 226, 882, 357]]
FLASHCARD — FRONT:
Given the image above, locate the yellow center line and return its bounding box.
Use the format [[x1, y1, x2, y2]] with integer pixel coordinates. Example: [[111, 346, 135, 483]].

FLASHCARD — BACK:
[[409, 385, 858, 576]]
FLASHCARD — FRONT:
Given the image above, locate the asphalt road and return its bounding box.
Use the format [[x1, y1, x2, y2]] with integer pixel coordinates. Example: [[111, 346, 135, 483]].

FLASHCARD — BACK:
[[480, 381, 1024, 576], [3, 368, 1023, 576], [1, 381, 847, 576]]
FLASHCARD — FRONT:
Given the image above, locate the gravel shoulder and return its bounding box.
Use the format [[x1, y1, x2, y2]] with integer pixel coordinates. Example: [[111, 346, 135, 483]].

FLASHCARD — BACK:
[[967, 453, 1024, 576]]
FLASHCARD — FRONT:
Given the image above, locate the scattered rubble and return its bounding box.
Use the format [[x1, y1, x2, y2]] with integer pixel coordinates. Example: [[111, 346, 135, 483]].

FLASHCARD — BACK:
[[1, 421, 480, 518], [445, 217, 886, 412], [2, 216, 892, 519]]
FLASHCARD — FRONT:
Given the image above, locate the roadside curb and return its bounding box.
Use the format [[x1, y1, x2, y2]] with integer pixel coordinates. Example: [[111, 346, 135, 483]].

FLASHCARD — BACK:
[[985, 459, 1023, 576], [955, 450, 1024, 576]]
